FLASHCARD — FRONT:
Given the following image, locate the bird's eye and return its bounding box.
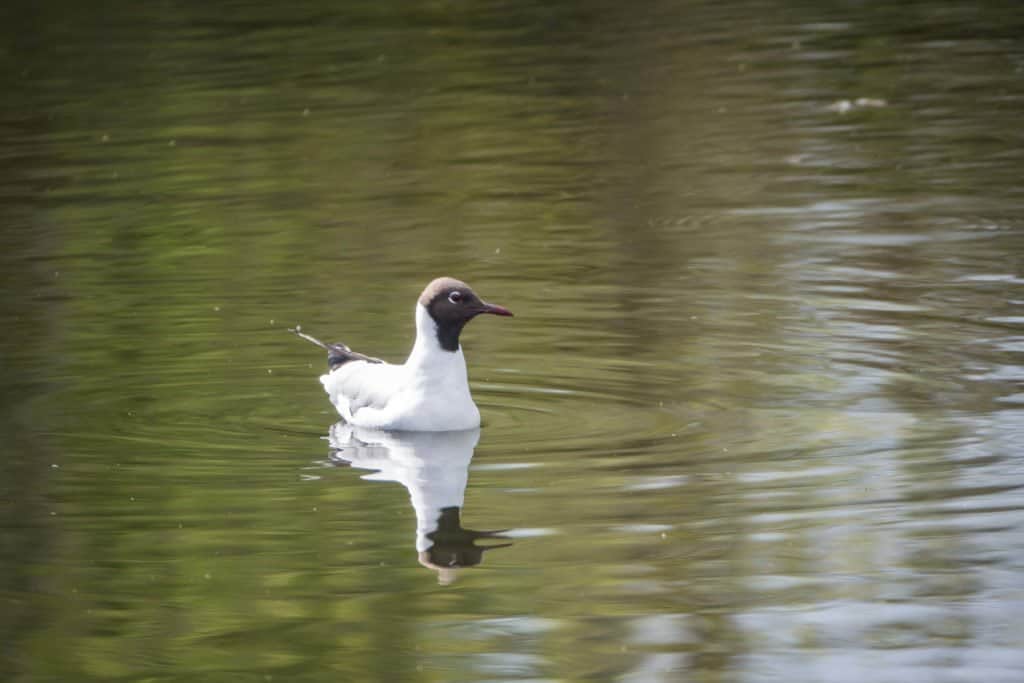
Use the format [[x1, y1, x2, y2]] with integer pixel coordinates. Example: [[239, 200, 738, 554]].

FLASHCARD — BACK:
[[448, 291, 463, 304]]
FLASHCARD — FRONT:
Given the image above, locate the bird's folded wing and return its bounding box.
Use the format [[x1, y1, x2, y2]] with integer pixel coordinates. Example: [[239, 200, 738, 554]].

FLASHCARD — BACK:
[[321, 361, 405, 415]]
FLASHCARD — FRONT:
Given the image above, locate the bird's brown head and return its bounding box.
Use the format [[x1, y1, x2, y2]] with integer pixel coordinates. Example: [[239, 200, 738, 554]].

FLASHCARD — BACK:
[[418, 277, 512, 352]]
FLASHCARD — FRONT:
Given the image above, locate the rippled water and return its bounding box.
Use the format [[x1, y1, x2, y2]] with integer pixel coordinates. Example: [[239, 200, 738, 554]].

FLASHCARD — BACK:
[[2, 1, 1023, 681]]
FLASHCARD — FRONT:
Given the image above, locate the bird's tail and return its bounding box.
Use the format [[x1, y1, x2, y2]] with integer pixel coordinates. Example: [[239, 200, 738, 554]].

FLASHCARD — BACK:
[[289, 325, 383, 369], [289, 325, 331, 351]]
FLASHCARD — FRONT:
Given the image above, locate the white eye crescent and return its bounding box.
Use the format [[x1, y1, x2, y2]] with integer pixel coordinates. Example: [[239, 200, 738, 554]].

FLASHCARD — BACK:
[[448, 291, 463, 304]]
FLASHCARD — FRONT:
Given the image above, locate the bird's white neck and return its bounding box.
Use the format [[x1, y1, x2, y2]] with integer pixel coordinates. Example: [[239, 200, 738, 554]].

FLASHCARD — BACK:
[[406, 304, 469, 380]]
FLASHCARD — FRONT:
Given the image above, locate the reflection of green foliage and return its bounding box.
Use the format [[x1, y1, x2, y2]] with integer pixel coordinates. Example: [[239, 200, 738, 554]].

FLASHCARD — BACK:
[[3, 2, 616, 678], [3, 0, 1023, 680]]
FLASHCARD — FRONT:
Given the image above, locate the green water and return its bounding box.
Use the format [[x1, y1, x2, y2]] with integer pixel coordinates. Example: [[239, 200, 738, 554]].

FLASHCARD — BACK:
[[2, 1, 1024, 681]]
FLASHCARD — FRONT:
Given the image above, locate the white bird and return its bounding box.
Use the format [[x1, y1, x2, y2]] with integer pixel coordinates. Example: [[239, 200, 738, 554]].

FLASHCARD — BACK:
[[292, 277, 512, 431]]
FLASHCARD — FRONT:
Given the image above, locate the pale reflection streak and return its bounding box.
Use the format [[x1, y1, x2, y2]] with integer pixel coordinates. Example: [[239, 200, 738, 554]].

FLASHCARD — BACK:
[[325, 424, 510, 584]]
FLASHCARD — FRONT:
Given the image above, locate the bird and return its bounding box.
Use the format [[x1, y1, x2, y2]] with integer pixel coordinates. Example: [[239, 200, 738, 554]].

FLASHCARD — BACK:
[[292, 277, 512, 431]]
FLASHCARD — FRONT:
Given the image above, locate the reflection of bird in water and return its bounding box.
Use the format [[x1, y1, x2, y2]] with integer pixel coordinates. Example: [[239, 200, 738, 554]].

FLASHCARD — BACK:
[[417, 507, 511, 585], [327, 424, 511, 584]]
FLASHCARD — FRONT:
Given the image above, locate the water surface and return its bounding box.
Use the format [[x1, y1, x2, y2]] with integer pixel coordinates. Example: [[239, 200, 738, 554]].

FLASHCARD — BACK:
[[2, 1, 1023, 681]]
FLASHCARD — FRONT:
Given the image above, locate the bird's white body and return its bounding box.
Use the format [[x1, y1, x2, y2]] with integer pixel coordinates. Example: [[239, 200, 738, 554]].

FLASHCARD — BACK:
[[320, 305, 482, 431]]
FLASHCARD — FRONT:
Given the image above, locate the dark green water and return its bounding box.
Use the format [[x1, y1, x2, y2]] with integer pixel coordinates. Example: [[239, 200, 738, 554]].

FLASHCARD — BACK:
[[2, 1, 1024, 681]]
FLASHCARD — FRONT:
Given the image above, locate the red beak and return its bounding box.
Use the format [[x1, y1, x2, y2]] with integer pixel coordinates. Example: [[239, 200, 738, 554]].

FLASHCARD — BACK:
[[480, 302, 513, 317]]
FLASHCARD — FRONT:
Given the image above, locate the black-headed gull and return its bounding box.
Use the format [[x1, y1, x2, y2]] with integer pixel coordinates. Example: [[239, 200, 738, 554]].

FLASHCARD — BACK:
[[292, 277, 512, 431]]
